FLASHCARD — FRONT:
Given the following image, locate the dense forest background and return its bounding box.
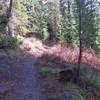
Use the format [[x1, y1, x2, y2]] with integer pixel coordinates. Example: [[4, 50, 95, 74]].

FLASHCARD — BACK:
[[0, 0, 100, 52]]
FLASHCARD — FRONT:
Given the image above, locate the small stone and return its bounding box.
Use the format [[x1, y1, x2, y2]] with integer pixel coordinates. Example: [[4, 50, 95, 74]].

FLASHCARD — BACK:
[[59, 69, 73, 82], [0, 63, 11, 76], [58, 92, 84, 100], [0, 86, 8, 97], [0, 63, 10, 71]]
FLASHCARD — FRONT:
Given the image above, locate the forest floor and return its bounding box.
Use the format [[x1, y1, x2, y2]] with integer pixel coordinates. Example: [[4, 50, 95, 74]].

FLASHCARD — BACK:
[[0, 48, 47, 100], [0, 37, 100, 100]]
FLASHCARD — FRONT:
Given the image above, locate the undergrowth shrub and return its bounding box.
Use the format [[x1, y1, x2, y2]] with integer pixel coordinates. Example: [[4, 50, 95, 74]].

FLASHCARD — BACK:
[[93, 36, 100, 53], [92, 73, 100, 90], [39, 67, 60, 76], [0, 15, 8, 33], [18, 26, 29, 36], [42, 28, 49, 40], [64, 82, 85, 100], [0, 35, 21, 48], [80, 64, 100, 90]]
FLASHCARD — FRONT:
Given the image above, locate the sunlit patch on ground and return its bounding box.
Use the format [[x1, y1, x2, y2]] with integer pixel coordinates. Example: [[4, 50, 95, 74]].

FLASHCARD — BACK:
[[20, 37, 100, 70]]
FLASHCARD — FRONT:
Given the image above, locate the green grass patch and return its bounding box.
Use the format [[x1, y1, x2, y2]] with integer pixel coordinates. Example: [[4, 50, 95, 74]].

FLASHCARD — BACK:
[[39, 67, 60, 76]]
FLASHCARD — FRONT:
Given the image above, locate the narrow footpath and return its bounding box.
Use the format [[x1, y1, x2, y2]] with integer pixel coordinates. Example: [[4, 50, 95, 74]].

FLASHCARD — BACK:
[[9, 57, 46, 100]]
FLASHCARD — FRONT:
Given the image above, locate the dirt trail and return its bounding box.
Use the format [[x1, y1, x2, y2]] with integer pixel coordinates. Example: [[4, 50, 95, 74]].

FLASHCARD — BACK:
[[9, 57, 46, 100]]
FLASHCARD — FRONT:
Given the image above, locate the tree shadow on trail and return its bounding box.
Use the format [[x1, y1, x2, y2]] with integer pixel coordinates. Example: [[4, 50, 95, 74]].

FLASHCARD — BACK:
[[0, 41, 47, 100]]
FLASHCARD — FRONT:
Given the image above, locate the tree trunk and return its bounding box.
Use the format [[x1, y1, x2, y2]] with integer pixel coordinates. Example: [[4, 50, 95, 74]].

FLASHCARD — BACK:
[[6, 0, 13, 35], [76, 0, 83, 80], [7, 0, 13, 19]]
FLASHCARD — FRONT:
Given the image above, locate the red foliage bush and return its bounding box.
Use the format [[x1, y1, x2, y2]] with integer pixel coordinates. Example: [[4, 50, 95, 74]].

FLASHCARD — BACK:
[[47, 44, 100, 69]]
